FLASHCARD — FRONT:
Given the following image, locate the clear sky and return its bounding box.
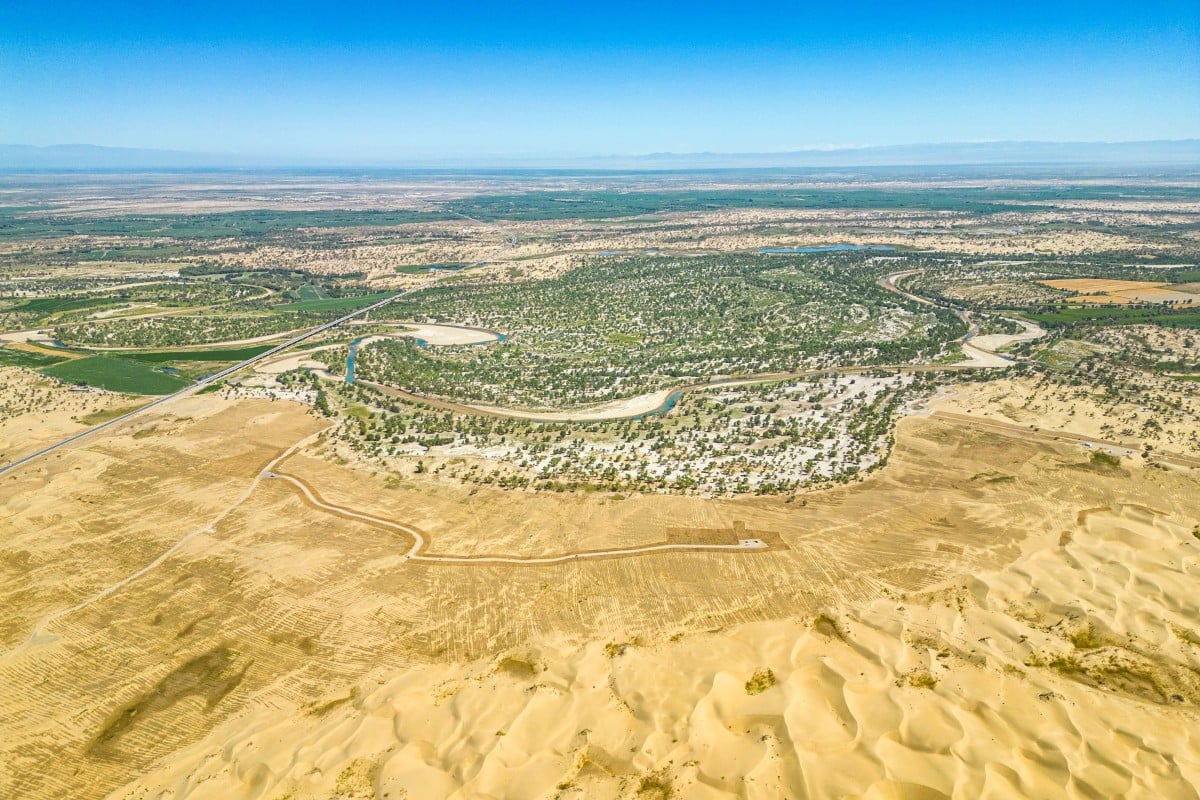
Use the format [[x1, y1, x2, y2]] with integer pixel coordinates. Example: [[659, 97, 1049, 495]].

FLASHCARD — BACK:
[[1, 1, 1197, 160]]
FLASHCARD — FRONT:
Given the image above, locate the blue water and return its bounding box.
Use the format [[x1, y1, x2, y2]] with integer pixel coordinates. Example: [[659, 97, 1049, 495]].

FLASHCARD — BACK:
[[632, 390, 681, 420], [345, 336, 366, 384], [759, 245, 895, 254], [161, 367, 180, 375]]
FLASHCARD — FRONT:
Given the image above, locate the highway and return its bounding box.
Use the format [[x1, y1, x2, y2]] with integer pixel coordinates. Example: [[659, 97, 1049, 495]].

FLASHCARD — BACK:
[[0, 279, 438, 479]]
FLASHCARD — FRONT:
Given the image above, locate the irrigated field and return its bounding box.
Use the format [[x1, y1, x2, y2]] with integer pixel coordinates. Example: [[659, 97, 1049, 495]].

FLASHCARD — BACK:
[[41, 355, 192, 394]]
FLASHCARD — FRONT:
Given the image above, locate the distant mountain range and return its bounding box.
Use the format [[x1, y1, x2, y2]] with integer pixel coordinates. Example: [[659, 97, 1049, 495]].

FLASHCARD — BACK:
[[1, 140, 1197, 170]]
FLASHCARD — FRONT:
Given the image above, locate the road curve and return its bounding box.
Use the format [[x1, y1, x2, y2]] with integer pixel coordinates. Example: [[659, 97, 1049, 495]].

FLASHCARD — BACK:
[[0, 280, 439, 479], [267, 469, 768, 564]]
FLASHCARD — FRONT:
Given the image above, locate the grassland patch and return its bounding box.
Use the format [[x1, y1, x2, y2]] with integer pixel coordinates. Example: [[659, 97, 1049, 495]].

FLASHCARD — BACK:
[[0, 346, 68, 368], [41, 355, 191, 395]]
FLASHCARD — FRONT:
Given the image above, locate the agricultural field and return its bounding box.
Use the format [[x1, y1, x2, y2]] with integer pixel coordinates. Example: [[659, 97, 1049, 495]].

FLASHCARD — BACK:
[[40, 355, 192, 394]]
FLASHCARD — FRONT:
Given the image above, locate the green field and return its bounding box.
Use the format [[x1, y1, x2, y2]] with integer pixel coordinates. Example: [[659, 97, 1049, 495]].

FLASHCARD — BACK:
[[0, 346, 68, 367], [5, 295, 119, 315], [272, 292, 393, 312], [0, 208, 442, 241], [1028, 305, 1200, 328], [125, 344, 275, 363], [298, 283, 331, 301], [40, 356, 192, 394]]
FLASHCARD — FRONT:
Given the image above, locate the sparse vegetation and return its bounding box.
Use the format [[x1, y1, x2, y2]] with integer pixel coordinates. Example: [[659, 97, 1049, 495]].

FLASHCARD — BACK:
[[744, 668, 777, 695]]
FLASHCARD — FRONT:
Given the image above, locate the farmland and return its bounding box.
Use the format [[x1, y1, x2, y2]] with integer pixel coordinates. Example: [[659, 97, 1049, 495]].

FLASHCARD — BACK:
[[40, 355, 192, 394]]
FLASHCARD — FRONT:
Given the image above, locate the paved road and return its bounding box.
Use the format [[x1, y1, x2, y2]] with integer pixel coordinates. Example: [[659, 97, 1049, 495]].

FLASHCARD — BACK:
[[0, 280, 437, 478]]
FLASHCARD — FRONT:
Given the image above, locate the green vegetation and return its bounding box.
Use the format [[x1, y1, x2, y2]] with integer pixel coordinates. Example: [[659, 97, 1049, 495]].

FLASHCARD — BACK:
[[1028, 306, 1200, 329], [744, 668, 777, 695], [1089, 449, 1123, 469], [357, 252, 960, 407], [394, 263, 469, 274], [445, 188, 1058, 221], [125, 344, 275, 363], [326, 370, 927, 495], [0, 346, 67, 368], [636, 770, 673, 799], [0, 281, 262, 330], [56, 312, 316, 348], [900, 670, 939, 690], [271, 292, 393, 312], [298, 283, 330, 301], [41, 356, 192, 395], [0, 208, 441, 241], [78, 405, 146, 425], [6, 295, 121, 315]]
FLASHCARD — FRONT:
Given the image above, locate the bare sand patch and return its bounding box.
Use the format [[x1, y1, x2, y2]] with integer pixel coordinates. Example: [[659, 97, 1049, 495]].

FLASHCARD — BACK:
[[0, 367, 142, 465], [1043, 278, 1163, 294], [464, 387, 675, 421], [1, 395, 1197, 798], [1041, 278, 1200, 307], [364, 322, 502, 346]]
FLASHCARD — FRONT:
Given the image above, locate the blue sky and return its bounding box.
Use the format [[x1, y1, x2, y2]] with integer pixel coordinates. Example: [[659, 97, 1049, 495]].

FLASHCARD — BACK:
[[1, 1, 1197, 159]]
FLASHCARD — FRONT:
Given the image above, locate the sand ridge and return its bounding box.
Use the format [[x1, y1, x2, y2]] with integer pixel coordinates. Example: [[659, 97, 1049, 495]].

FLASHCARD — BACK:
[[95, 499, 1200, 800]]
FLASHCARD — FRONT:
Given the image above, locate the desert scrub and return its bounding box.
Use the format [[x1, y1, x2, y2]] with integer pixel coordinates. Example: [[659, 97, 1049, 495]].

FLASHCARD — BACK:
[[1067, 624, 1109, 650], [744, 668, 777, 695], [636, 769, 673, 798], [899, 669, 939, 689], [811, 613, 844, 640]]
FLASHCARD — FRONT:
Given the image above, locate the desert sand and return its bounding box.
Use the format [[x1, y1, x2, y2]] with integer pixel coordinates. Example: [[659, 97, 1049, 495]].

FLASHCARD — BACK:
[[463, 388, 676, 422], [347, 322, 503, 347], [1042, 278, 1200, 307], [1, 392, 1197, 799]]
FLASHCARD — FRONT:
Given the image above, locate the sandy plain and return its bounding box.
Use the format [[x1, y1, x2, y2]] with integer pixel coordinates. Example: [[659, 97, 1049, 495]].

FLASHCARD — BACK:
[[1042, 278, 1200, 307], [0, 386, 1196, 799]]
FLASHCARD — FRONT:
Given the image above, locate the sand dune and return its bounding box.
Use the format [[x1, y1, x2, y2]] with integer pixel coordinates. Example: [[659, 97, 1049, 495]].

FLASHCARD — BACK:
[[114, 502, 1200, 800], [1, 398, 1197, 799]]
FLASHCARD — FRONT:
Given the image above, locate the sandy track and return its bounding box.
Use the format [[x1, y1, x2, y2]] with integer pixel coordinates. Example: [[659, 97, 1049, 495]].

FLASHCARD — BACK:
[[3, 430, 326, 656], [270, 469, 768, 563], [460, 387, 679, 422]]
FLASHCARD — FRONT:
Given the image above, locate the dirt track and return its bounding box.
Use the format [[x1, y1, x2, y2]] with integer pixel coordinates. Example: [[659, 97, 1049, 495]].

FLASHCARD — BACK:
[[270, 467, 771, 563]]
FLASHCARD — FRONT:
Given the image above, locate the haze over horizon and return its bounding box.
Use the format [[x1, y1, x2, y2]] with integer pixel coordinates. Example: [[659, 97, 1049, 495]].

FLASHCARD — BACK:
[[2, 1, 1198, 161]]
